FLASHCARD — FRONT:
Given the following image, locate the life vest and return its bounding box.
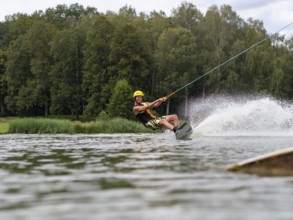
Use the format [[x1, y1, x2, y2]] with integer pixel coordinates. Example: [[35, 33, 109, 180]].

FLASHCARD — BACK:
[[134, 102, 157, 124]]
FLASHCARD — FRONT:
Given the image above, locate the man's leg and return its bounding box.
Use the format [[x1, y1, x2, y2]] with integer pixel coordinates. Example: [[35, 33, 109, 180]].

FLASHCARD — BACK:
[[165, 114, 180, 128], [159, 118, 175, 131], [159, 114, 180, 131]]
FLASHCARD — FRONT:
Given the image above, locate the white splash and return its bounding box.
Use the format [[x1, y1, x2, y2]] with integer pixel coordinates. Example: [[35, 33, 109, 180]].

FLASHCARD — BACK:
[[188, 95, 293, 137]]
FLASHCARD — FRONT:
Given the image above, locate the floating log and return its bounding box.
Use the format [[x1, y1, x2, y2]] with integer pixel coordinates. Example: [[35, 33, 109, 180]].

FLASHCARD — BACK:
[[227, 148, 293, 176]]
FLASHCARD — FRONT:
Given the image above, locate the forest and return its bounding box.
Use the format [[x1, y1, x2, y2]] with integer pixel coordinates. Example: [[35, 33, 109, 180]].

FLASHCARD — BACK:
[[0, 2, 292, 119]]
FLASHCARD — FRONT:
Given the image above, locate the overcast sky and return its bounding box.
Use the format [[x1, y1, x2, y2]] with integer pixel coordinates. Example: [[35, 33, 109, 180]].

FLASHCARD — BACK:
[[0, 0, 292, 37]]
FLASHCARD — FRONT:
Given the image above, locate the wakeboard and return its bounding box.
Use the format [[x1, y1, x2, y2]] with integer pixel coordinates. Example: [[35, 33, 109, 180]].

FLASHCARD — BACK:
[[175, 122, 193, 140]]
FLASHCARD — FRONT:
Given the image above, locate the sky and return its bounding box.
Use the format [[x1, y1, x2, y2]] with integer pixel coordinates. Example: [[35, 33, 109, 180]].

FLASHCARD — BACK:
[[0, 0, 292, 37]]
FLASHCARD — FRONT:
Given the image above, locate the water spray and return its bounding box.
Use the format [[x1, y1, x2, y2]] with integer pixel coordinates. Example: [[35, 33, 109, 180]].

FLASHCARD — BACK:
[[190, 96, 293, 136]]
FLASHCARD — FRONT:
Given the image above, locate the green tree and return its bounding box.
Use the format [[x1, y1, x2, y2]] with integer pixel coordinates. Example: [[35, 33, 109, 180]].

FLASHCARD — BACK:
[[26, 21, 56, 116], [243, 41, 286, 96], [155, 28, 197, 114], [145, 11, 171, 96], [5, 19, 56, 116], [108, 23, 152, 93], [196, 5, 250, 95], [3, 13, 37, 43], [1, 2, 292, 118], [109, 5, 137, 28], [44, 3, 95, 29], [282, 36, 293, 97], [171, 1, 203, 33], [107, 79, 133, 119], [5, 35, 32, 115], [155, 27, 197, 114], [0, 49, 7, 114], [82, 16, 114, 116], [50, 28, 83, 117]]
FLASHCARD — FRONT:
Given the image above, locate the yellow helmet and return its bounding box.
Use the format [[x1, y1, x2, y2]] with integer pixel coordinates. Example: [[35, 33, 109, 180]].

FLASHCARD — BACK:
[[133, 90, 144, 97]]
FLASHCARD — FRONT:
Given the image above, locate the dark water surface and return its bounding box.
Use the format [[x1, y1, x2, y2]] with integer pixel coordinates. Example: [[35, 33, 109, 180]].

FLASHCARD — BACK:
[[0, 134, 292, 220]]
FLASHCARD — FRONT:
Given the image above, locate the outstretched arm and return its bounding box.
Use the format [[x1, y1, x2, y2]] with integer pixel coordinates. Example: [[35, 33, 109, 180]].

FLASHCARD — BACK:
[[153, 97, 167, 107], [133, 98, 165, 115]]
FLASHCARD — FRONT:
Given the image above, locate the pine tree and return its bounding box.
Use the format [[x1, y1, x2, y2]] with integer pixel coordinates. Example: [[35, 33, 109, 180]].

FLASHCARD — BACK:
[[107, 79, 133, 119]]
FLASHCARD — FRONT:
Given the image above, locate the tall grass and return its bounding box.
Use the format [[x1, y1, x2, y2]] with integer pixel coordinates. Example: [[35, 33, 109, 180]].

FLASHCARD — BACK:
[[0, 121, 9, 134], [75, 118, 156, 133], [9, 118, 75, 134], [8, 117, 158, 134]]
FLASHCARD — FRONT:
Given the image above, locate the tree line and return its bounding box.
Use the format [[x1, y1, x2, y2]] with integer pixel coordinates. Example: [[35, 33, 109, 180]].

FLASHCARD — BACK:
[[0, 2, 292, 119]]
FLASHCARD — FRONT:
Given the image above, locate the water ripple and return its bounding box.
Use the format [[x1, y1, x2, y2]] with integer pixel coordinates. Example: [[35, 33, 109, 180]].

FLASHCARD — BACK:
[[0, 134, 292, 220]]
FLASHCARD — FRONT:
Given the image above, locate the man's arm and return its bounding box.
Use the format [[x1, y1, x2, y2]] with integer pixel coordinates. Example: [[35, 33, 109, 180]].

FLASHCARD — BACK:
[[133, 99, 162, 115], [152, 97, 167, 108]]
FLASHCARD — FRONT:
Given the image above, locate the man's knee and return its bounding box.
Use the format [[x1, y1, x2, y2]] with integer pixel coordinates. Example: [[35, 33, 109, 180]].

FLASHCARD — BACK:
[[170, 114, 179, 120], [159, 118, 167, 125]]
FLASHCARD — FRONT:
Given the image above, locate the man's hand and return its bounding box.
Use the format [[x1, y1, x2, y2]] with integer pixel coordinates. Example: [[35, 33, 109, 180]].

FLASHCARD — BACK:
[[158, 97, 167, 102]]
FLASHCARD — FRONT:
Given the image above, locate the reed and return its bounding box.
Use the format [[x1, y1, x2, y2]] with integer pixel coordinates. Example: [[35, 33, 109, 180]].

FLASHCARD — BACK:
[[75, 118, 155, 133], [0, 121, 9, 134], [9, 118, 75, 134], [8, 117, 157, 134]]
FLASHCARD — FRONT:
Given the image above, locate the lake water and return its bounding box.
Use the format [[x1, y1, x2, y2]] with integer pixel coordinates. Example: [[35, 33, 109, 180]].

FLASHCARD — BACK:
[[1, 96, 293, 220], [0, 133, 292, 220]]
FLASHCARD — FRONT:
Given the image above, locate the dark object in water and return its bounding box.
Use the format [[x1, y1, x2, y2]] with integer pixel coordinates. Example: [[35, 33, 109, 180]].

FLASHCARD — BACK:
[[227, 148, 293, 176]]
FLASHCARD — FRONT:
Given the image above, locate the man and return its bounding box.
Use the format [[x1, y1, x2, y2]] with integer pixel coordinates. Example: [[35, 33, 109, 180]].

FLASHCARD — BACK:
[[133, 90, 180, 133]]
